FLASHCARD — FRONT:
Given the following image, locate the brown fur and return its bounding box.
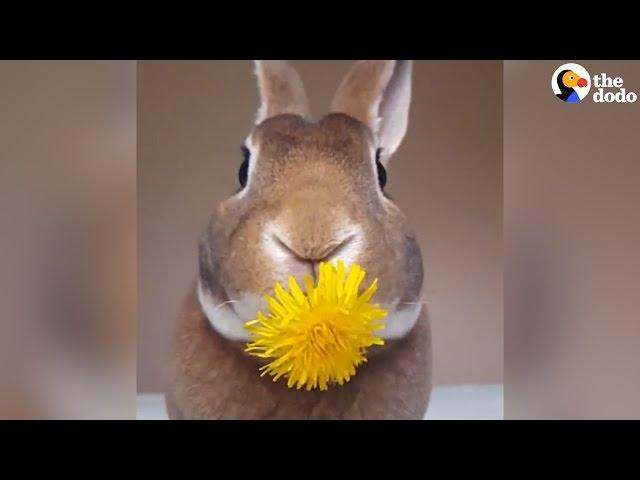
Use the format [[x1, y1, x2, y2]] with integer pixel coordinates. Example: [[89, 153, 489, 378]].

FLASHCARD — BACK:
[[200, 114, 422, 305], [167, 283, 431, 420], [167, 61, 431, 419]]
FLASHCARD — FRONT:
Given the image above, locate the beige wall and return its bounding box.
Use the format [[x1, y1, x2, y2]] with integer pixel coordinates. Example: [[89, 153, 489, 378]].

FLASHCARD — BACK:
[[137, 60, 503, 393], [504, 61, 640, 418], [0, 61, 136, 418]]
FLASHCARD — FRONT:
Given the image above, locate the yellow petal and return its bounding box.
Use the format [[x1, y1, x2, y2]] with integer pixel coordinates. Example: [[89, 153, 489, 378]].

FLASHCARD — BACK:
[[245, 261, 388, 390]]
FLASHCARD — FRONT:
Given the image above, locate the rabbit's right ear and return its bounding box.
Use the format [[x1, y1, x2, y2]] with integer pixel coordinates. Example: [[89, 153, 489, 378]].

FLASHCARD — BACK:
[[253, 60, 311, 124], [330, 60, 412, 165]]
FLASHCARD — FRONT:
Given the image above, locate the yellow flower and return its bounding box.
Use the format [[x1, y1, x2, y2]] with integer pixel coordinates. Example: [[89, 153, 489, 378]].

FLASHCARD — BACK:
[[244, 261, 387, 391]]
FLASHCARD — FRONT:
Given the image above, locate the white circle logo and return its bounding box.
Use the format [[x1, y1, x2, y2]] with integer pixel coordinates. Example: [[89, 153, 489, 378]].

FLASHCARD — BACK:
[[551, 63, 591, 103]]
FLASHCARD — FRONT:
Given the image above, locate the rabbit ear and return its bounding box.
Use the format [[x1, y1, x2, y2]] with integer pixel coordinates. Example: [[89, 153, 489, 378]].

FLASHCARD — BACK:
[[330, 60, 412, 164], [254, 60, 311, 124]]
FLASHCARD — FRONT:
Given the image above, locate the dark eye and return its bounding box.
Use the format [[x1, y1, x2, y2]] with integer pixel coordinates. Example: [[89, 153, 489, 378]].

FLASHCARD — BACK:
[[375, 148, 387, 189], [239, 146, 250, 188]]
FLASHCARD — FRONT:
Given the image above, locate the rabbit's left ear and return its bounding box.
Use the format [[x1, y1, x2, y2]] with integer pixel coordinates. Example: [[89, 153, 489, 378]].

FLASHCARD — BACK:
[[330, 60, 412, 165], [254, 60, 311, 124]]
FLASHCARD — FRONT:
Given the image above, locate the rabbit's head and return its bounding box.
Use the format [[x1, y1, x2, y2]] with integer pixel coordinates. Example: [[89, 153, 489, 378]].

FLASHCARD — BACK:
[[198, 60, 423, 342]]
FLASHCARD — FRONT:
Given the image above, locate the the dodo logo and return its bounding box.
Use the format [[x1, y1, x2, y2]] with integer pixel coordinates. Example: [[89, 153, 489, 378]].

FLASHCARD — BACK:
[[552, 63, 637, 104], [551, 63, 590, 103]]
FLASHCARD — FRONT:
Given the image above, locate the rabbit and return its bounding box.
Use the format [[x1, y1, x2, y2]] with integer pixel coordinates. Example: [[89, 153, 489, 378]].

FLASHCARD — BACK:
[[166, 60, 431, 419]]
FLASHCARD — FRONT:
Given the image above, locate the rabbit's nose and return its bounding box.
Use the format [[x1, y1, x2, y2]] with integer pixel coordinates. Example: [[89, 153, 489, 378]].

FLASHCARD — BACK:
[[278, 235, 363, 281], [275, 232, 356, 263], [264, 220, 364, 280]]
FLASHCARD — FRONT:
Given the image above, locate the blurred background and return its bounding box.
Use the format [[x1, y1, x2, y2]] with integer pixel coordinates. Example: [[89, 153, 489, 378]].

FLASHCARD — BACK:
[[11, 60, 639, 420], [137, 60, 504, 397], [504, 60, 640, 419], [0, 61, 136, 419]]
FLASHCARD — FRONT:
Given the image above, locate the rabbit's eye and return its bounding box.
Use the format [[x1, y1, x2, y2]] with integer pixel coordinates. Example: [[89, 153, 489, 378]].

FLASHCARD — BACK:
[[239, 146, 250, 188], [375, 148, 387, 189]]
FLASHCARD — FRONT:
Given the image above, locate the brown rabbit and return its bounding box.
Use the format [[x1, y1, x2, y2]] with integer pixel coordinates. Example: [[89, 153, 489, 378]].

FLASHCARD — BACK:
[[166, 60, 431, 419]]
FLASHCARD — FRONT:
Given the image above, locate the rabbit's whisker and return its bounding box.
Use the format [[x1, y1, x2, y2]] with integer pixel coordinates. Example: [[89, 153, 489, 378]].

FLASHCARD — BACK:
[[214, 299, 240, 311]]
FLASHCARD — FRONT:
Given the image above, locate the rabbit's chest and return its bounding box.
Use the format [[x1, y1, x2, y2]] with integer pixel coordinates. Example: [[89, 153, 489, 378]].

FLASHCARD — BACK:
[[169, 286, 431, 420]]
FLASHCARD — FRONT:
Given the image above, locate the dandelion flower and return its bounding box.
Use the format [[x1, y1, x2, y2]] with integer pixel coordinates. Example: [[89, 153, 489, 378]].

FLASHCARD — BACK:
[[245, 261, 387, 391]]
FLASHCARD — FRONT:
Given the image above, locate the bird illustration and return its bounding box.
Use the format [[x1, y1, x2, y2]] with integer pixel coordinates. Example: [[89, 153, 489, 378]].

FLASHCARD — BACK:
[[556, 70, 588, 102]]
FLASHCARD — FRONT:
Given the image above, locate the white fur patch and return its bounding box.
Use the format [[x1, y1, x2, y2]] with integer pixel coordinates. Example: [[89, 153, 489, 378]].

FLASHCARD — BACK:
[[326, 222, 364, 268], [261, 221, 295, 277], [199, 278, 421, 342], [197, 281, 251, 341], [378, 301, 422, 339]]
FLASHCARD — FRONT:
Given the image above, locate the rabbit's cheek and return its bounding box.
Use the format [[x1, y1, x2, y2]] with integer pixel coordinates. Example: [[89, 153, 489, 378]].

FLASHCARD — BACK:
[[378, 301, 422, 340], [233, 293, 267, 323], [197, 282, 252, 341]]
